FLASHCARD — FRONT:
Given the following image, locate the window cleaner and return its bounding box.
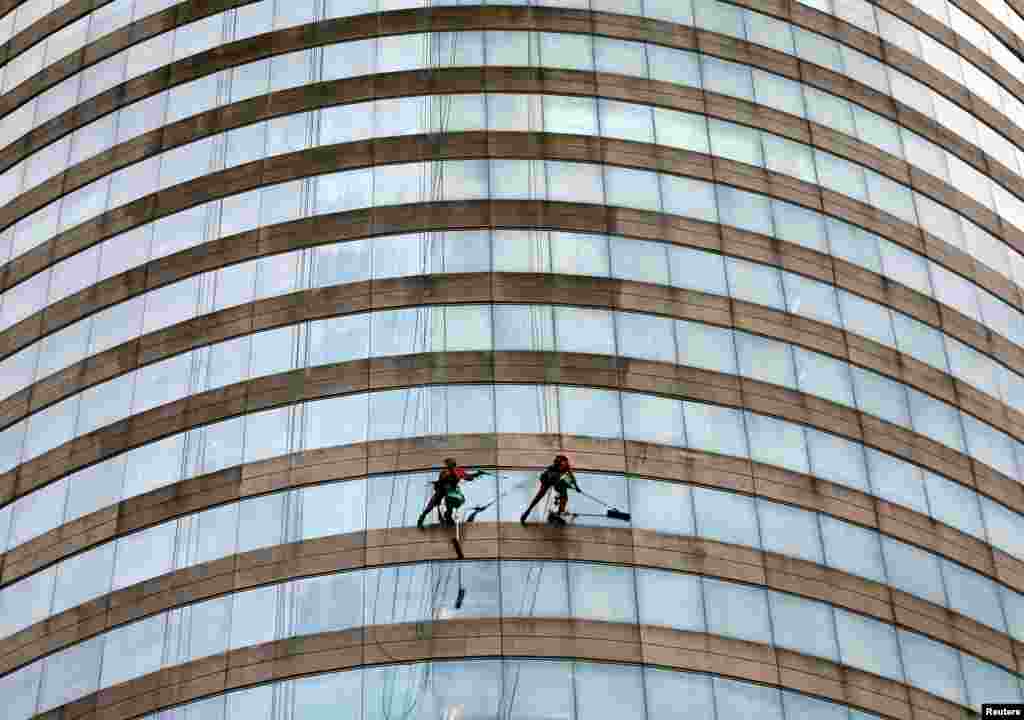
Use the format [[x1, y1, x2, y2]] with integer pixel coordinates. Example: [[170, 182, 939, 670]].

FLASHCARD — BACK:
[[417, 458, 489, 530], [520, 455, 580, 526], [520, 455, 631, 525]]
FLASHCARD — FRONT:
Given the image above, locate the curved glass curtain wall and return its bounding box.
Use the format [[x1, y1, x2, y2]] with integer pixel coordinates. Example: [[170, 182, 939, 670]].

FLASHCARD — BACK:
[[0, 0, 74, 54], [2, 155, 1022, 418], [3, 163, 1024, 479], [901, 0, 1024, 47], [810, 0, 1024, 83], [141, 659, 890, 720], [5, 385, 1024, 649], [4, 27, 1024, 291], [3, 0, 1024, 180], [4, 42, 1019, 327], [4, 93, 1021, 353], [1, 558, 1021, 717], [6, 295, 1024, 560], [4, 79, 1024, 318], [7, 659, 893, 720], [5, 0, 1024, 108]]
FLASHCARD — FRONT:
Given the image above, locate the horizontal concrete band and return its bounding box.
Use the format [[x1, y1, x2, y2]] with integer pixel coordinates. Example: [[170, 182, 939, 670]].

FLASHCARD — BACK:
[[3, 249, 1023, 491], [2, 2, 1022, 231], [0, 522, 1009, 717], [0, 442, 1014, 674], [3, 346, 1024, 576], [4, 134, 1023, 383], [3, 69, 1021, 313]]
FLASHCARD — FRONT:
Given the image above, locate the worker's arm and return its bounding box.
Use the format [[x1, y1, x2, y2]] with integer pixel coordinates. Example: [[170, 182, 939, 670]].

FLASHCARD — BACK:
[[566, 471, 580, 492], [466, 470, 489, 480]]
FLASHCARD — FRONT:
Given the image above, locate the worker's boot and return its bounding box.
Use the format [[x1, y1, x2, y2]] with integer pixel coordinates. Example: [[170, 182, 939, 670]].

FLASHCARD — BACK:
[[417, 510, 428, 530], [520, 511, 529, 526]]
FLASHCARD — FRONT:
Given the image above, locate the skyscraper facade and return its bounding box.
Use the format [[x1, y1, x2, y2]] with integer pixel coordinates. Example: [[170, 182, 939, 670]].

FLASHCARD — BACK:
[[2, 0, 1024, 717]]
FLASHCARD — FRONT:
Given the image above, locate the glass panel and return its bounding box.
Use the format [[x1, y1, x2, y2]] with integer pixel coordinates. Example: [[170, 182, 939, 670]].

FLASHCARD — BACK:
[[757, 501, 824, 564], [575, 664, 645, 720], [554, 307, 615, 355], [501, 561, 569, 618], [39, 636, 102, 711], [676, 320, 735, 374], [726, 258, 784, 310], [693, 487, 759, 548], [113, 521, 175, 590], [882, 536, 946, 606], [646, 668, 715, 719], [558, 387, 622, 439], [605, 166, 661, 212], [782, 691, 850, 720], [630, 478, 694, 536], [0, 663, 41, 720], [851, 367, 910, 427], [500, 660, 573, 720], [668, 247, 727, 295], [493, 305, 555, 351], [805, 429, 867, 492], [962, 652, 1023, 709], [0, 568, 55, 638], [794, 349, 855, 408], [570, 563, 636, 623], [715, 678, 784, 719], [820, 515, 886, 583], [745, 412, 809, 474], [704, 578, 771, 643], [735, 332, 796, 388], [784, 273, 840, 326], [616, 312, 675, 363], [684, 402, 748, 458], [8, 480, 65, 549], [100, 614, 166, 688], [942, 560, 1007, 633], [661, 176, 719, 223], [622, 393, 685, 446], [865, 448, 928, 516], [925, 472, 985, 539], [899, 630, 965, 704], [770, 590, 838, 660], [835, 608, 904, 681]]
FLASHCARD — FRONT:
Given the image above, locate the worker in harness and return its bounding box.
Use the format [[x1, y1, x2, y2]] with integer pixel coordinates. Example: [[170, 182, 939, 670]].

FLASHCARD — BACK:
[[418, 458, 488, 529], [520, 455, 579, 525]]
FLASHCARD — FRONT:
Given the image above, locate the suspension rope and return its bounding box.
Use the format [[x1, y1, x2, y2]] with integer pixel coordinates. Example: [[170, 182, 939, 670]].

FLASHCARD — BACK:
[[372, 12, 466, 720]]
